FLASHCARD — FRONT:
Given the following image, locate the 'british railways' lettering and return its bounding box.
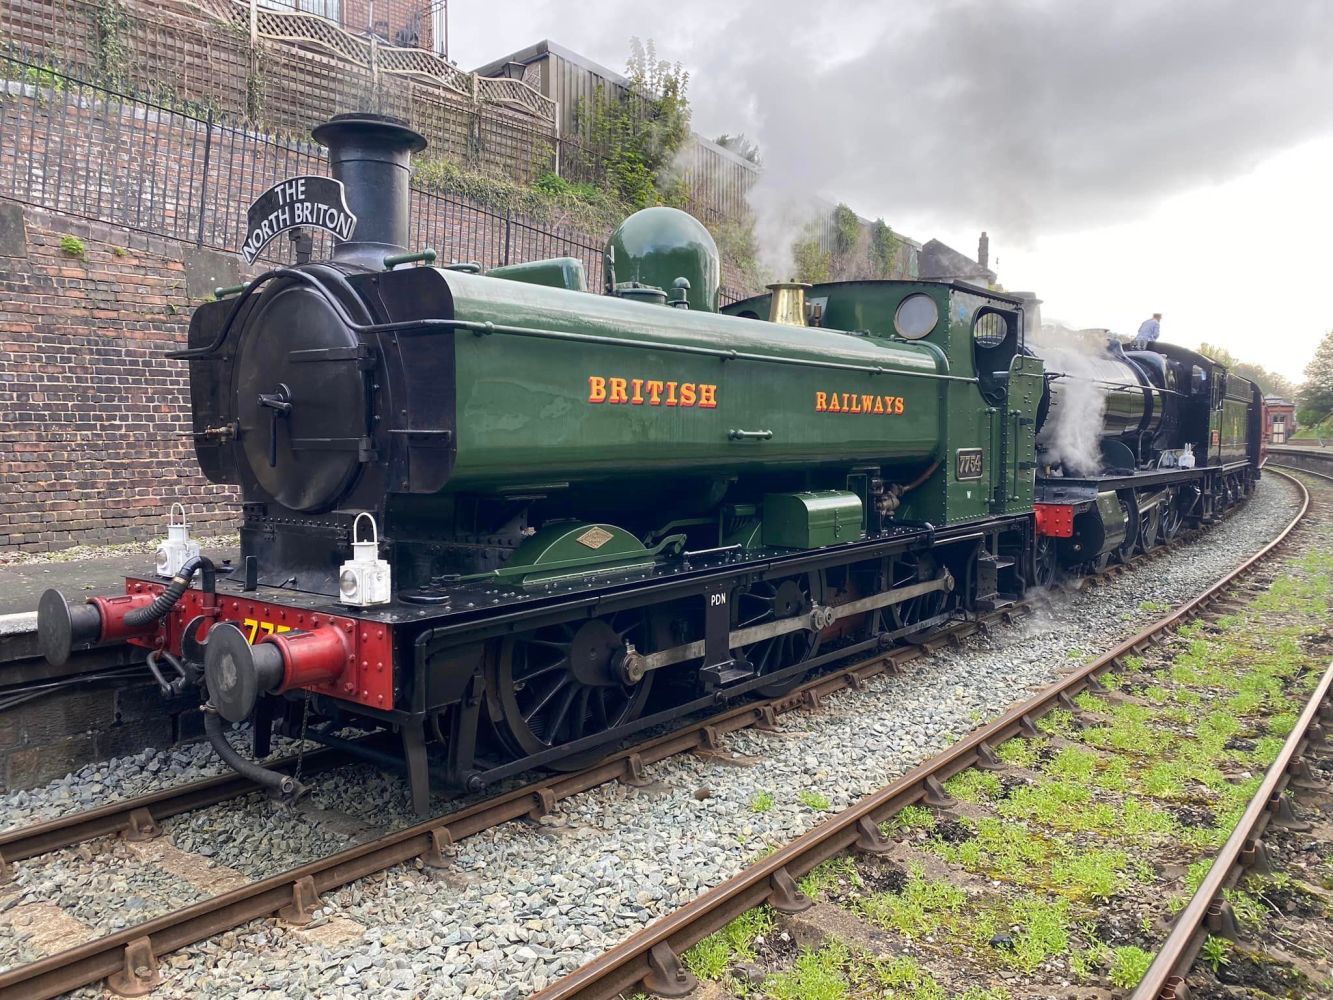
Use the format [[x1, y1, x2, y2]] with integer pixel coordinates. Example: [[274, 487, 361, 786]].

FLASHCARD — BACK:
[[815, 392, 906, 415], [588, 376, 717, 408]]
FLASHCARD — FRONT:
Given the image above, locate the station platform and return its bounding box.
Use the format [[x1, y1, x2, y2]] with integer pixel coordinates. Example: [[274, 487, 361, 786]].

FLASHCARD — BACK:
[[0, 544, 238, 630]]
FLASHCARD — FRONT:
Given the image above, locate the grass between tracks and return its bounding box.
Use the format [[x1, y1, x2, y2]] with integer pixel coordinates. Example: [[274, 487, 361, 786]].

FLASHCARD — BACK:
[[680, 498, 1333, 998]]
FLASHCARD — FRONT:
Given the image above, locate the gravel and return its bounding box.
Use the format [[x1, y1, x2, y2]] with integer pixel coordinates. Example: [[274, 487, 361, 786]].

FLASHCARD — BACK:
[[0, 475, 1308, 998]]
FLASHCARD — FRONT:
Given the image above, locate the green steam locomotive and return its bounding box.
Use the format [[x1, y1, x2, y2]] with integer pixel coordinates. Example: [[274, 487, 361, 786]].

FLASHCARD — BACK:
[[36, 115, 1262, 813]]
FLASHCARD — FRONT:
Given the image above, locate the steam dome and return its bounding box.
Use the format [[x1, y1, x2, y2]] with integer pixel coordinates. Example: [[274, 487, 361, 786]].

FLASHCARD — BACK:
[[605, 207, 720, 312]]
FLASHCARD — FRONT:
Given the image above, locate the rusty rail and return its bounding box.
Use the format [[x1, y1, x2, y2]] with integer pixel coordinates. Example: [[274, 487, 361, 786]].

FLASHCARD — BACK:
[[530, 470, 1315, 1000], [0, 610, 1007, 1000], [1128, 660, 1333, 1000], [0, 472, 1307, 999], [0, 746, 350, 878]]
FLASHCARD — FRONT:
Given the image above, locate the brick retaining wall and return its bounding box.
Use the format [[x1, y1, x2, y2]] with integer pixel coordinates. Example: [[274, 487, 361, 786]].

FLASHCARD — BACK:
[[0, 204, 242, 551]]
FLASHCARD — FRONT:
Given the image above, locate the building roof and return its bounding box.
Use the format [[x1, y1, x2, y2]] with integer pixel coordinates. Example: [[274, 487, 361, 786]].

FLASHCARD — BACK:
[[472, 39, 629, 87], [917, 238, 996, 283], [1265, 396, 1295, 406]]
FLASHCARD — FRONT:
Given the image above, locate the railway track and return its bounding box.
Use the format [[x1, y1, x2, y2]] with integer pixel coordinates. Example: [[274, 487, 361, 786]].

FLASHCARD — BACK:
[[529, 466, 1332, 1000], [0, 473, 1305, 999]]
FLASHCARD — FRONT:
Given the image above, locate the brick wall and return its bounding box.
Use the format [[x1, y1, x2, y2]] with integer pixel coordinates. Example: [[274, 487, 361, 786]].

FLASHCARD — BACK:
[[0, 204, 242, 552]]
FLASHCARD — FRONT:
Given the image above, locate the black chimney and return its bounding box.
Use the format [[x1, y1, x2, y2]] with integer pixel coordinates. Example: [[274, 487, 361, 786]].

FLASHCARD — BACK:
[[311, 113, 427, 268], [977, 231, 989, 271]]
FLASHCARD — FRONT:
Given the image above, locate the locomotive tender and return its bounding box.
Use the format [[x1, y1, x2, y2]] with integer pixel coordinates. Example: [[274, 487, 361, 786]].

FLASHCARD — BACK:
[[36, 115, 1263, 812]]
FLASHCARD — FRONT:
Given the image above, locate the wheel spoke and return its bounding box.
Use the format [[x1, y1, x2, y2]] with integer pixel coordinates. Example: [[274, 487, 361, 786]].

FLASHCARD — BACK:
[[545, 684, 580, 743], [521, 675, 569, 724], [592, 688, 608, 728], [567, 688, 592, 741], [515, 655, 571, 681]]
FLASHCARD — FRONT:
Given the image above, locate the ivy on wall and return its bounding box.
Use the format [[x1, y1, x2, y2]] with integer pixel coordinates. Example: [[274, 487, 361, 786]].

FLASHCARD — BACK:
[[792, 204, 903, 284], [413, 157, 630, 236], [93, 1, 130, 85]]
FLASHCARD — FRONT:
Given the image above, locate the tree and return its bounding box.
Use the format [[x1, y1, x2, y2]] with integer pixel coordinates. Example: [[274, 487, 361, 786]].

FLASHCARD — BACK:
[[1197, 342, 1297, 399], [572, 38, 691, 209], [869, 219, 900, 278], [1298, 330, 1333, 419], [713, 133, 761, 166]]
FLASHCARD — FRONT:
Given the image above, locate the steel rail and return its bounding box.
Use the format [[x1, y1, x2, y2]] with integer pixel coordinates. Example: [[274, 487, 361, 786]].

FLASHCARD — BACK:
[[0, 474, 1296, 999], [1122, 461, 1333, 999], [1128, 659, 1333, 1000], [529, 469, 1314, 1000], [0, 610, 1008, 1000], [0, 745, 351, 879]]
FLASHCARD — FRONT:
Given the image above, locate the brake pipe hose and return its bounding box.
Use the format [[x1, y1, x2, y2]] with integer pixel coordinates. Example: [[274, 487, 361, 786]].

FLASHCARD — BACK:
[[123, 555, 216, 628]]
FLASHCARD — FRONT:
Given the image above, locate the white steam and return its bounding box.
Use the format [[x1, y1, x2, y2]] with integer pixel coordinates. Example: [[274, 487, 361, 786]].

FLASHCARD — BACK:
[[745, 175, 825, 281], [1031, 323, 1114, 476]]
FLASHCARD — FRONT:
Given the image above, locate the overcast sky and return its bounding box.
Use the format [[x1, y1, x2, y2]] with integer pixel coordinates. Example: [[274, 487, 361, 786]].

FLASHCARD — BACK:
[[450, 0, 1333, 384]]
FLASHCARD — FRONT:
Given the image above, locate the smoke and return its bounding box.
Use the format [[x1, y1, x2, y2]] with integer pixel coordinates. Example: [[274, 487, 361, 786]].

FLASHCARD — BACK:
[[746, 178, 825, 281], [519, 0, 1333, 243], [1030, 323, 1113, 476]]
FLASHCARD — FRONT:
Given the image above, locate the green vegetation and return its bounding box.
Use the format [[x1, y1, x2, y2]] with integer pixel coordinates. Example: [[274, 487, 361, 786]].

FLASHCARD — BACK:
[[884, 804, 936, 833], [1198, 340, 1299, 401], [750, 790, 775, 813], [1201, 935, 1233, 973], [799, 855, 860, 901], [20, 63, 68, 93], [1035, 708, 1078, 738], [58, 234, 86, 259], [942, 768, 1004, 803], [413, 156, 629, 237], [928, 818, 1130, 902], [94, 0, 131, 86], [792, 204, 903, 284], [572, 38, 691, 210], [973, 897, 1071, 973], [798, 789, 831, 811], [1072, 690, 1110, 713], [764, 940, 851, 1000], [1107, 945, 1154, 988], [683, 907, 774, 980], [859, 865, 967, 937], [994, 737, 1044, 768], [712, 132, 761, 165]]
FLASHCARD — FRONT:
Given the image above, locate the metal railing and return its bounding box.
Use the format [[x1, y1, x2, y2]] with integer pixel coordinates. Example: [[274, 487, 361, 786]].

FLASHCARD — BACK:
[[0, 53, 603, 275]]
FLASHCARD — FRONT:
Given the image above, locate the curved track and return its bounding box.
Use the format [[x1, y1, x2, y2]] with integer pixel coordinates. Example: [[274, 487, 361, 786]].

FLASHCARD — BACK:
[[0, 475, 1302, 999], [529, 468, 1328, 1000]]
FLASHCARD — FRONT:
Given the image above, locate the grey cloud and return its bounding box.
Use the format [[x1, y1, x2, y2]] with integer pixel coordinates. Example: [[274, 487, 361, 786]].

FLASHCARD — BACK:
[[589, 0, 1333, 238]]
